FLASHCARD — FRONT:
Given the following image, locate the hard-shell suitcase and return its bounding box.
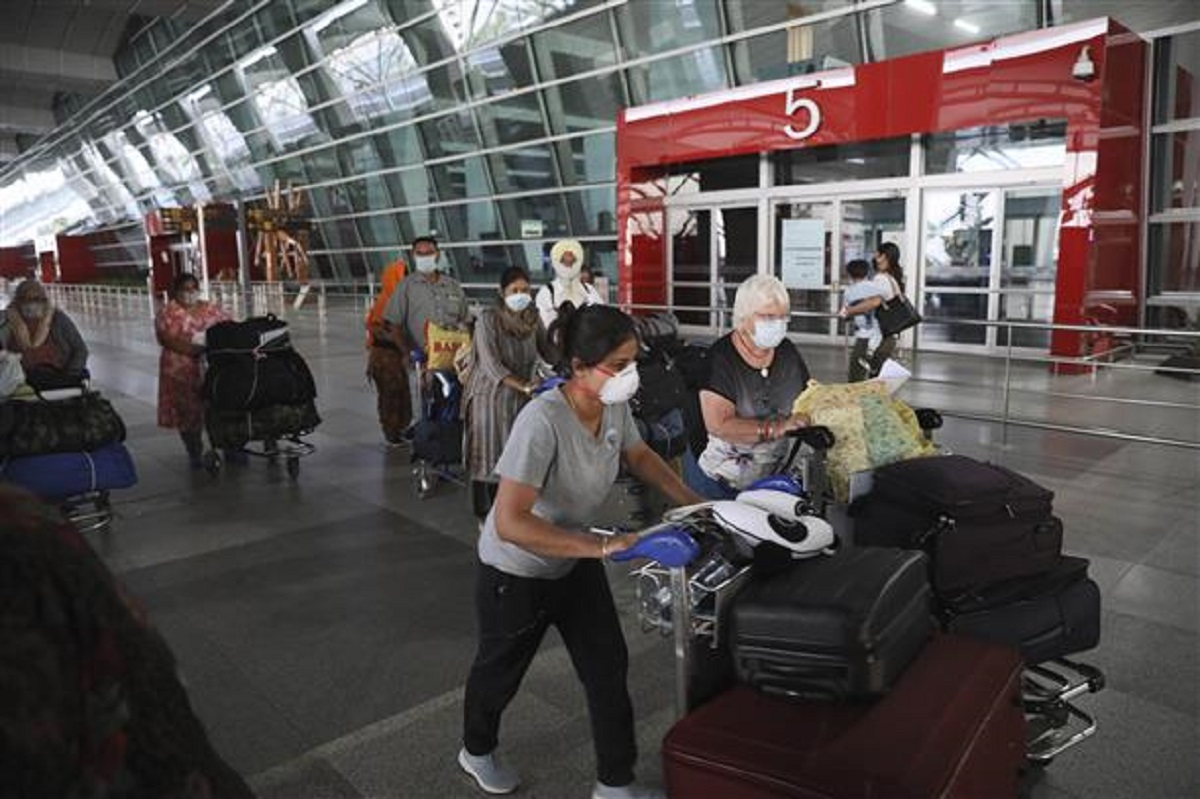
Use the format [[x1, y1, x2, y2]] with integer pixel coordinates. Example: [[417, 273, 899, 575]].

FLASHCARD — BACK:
[[853, 454, 1062, 593], [662, 634, 1027, 799], [729, 547, 933, 700], [942, 555, 1101, 664], [0, 442, 138, 499]]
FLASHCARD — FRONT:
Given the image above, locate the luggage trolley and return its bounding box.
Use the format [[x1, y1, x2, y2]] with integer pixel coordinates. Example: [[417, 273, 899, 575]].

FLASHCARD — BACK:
[[410, 349, 467, 498], [0, 377, 137, 534], [786, 408, 1107, 769], [200, 317, 320, 479]]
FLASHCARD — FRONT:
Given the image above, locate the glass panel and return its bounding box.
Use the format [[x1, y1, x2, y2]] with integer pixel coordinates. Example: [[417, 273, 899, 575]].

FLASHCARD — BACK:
[[440, 199, 502, 242], [1153, 28, 1200, 124], [996, 293, 1054, 349], [669, 207, 711, 326], [1000, 190, 1059, 289], [774, 201, 836, 335], [554, 131, 615, 188], [180, 85, 262, 192], [464, 40, 534, 99], [728, 14, 861, 84], [1148, 221, 1200, 294], [923, 189, 997, 288], [320, 28, 432, 121], [567, 185, 616, 236], [617, 0, 722, 55], [498, 194, 569, 238], [774, 137, 910, 185], [1150, 130, 1200, 212], [237, 46, 321, 149], [869, 0, 1036, 61], [533, 11, 618, 79], [924, 121, 1066, 175], [427, 156, 493, 201], [492, 145, 559, 193], [841, 197, 905, 263], [476, 92, 548, 147], [626, 48, 728, 104], [417, 110, 481, 159], [543, 73, 625, 133], [920, 293, 987, 345], [132, 110, 211, 202], [715, 206, 758, 327], [668, 155, 759, 194]]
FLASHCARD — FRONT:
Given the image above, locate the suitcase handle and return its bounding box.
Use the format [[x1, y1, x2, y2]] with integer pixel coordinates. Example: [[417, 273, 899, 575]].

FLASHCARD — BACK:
[[787, 425, 836, 451], [914, 408, 943, 432]]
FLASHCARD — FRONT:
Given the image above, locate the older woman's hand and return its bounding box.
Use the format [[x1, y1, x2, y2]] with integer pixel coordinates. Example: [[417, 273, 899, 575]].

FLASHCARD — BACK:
[[782, 412, 809, 432]]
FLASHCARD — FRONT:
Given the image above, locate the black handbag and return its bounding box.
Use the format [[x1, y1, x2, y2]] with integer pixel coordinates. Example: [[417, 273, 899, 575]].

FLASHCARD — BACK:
[[877, 293, 922, 336], [878, 291, 921, 333]]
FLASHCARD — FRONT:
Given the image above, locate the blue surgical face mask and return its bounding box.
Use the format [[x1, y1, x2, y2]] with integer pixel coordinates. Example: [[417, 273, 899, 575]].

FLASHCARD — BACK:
[[752, 318, 788, 350], [504, 292, 532, 312]]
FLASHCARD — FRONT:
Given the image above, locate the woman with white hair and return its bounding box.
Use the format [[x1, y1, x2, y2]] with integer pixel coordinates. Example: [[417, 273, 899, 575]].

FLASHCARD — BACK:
[[683, 274, 810, 499], [536, 238, 604, 329]]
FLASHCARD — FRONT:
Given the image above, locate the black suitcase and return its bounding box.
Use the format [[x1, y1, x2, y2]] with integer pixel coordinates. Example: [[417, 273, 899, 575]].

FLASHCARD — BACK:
[[411, 419, 463, 466], [941, 555, 1101, 664], [730, 547, 933, 701], [205, 349, 317, 411], [853, 454, 1062, 593], [205, 315, 290, 353]]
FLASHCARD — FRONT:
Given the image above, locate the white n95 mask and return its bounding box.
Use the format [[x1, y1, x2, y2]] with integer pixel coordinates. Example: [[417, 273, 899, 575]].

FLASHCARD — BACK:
[[598, 363, 639, 405]]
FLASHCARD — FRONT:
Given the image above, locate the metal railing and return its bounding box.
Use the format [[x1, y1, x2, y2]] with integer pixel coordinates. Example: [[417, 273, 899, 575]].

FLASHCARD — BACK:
[[28, 282, 1200, 451]]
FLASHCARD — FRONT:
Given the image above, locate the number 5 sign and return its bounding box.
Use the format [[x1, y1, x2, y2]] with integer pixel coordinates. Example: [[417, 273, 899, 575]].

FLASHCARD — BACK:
[[783, 87, 821, 141]]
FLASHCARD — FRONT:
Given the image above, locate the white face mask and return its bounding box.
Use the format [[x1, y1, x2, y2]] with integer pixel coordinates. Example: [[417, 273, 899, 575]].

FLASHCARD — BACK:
[[504, 292, 532, 312], [180, 291, 199, 307], [598, 362, 640, 406], [414, 254, 438, 273], [21, 302, 48, 319], [752, 318, 788, 350], [554, 260, 581, 282]]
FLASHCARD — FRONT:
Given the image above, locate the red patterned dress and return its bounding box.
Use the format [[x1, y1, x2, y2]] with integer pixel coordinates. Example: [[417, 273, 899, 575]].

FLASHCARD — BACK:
[[155, 300, 229, 432]]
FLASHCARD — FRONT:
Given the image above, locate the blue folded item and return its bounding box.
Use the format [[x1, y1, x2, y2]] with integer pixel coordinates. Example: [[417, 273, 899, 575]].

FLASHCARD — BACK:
[[0, 443, 138, 500]]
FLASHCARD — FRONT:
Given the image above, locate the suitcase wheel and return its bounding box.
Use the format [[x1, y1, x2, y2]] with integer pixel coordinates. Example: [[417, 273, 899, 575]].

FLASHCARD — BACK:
[[203, 451, 222, 475]]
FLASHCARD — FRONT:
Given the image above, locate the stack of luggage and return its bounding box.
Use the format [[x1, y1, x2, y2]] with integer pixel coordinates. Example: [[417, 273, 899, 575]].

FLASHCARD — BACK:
[[656, 452, 1102, 795], [203, 314, 321, 451], [0, 381, 137, 515]]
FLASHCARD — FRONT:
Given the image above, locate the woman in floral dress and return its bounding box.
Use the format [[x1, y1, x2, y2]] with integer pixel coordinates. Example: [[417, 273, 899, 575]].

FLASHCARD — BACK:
[[155, 273, 229, 467]]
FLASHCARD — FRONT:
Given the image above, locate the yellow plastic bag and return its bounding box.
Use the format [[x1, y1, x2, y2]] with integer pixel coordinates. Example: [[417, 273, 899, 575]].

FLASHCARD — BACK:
[[425, 322, 471, 371], [793, 380, 934, 501]]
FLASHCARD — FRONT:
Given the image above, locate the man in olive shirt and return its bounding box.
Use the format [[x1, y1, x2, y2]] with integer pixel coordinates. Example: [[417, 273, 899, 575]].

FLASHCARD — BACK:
[[379, 236, 471, 440]]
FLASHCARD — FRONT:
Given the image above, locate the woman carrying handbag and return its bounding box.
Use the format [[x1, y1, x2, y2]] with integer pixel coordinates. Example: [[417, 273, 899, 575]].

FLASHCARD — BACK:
[[840, 242, 920, 378]]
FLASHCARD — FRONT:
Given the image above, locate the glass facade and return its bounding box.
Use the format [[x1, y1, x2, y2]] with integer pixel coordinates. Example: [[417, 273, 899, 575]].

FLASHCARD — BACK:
[[0, 0, 1195, 295]]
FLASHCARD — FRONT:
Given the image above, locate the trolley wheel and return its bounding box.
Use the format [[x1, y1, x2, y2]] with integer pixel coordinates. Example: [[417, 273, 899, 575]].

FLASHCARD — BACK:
[[416, 465, 435, 498], [286, 457, 300, 479], [202, 451, 222, 475]]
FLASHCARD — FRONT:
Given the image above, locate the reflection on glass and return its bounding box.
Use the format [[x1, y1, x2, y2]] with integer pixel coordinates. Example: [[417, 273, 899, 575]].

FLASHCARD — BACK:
[[668, 155, 758, 194], [627, 48, 728, 104], [920, 293, 987, 345], [869, 0, 1036, 61], [321, 29, 433, 120], [560, 132, 615, 185], [924, 122, 1066, 175], [182, 85, 262, 192], [670, 207, 712, 326], [923, 189, 996, 288], [133, 111, 211, 202], [1148, 220, 1200, 294], [617, 0, 721, 55], [1150, 130, 1200, 212], [996, 293, 1054, 349], [1000, 190, 1059, 289], [729, 15, 861, 85], [80, 143, 139, 218], [1153, 28, 1200, 124], [433, 0, 574, 51], [841, 197, 904, 264], [0, 163, 97, 246], [543, 73, 624, 133], [774, 137, 909, 185], [104, 131, 176, 207], [238, 46, 321, 149], [774, 201, 835, 336]]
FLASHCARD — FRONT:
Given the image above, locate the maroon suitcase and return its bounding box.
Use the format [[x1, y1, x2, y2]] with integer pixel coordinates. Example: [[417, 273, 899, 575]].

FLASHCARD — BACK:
[[662, 634, 1026, 798]]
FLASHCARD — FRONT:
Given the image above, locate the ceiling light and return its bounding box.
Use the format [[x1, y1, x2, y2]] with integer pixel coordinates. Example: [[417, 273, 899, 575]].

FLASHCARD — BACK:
[[954, 18, 982, 35], [904, 0, 938, 15]]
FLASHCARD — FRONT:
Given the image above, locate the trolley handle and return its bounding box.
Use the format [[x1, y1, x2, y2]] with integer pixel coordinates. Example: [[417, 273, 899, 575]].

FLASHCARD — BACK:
[[780, 424, 836, 473]]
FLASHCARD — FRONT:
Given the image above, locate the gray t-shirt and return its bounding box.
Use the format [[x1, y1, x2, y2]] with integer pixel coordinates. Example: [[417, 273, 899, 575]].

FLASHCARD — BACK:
[[382, 271, 470, 350], [477, 389, 643, 579]]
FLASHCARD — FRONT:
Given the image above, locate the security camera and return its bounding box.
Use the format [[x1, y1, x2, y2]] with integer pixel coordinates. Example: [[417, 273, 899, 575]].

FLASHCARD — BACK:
[[1072, 46, 1096, 81]]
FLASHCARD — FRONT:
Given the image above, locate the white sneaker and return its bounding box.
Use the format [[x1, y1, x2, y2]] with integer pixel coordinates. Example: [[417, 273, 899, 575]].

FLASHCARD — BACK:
[[592, 782, 665, 799], [458, 747, 520, 795]]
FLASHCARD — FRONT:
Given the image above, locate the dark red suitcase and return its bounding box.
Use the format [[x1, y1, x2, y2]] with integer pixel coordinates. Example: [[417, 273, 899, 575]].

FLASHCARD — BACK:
[[663, 634, 1026, 798]]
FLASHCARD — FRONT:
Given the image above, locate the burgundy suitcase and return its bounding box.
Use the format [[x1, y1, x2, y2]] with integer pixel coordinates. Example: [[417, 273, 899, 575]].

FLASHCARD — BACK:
[[663, 634, 1026, 798]]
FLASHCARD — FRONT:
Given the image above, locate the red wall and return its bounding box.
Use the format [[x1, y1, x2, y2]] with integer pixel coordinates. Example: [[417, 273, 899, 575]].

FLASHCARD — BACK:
[[616, 18, 1146, 358], [0, 245, 35, 279], [55, 234, 98, 284]]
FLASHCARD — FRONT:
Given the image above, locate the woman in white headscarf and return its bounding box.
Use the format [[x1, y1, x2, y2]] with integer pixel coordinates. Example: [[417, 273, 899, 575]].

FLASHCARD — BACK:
[[535, 238, 604, 330]]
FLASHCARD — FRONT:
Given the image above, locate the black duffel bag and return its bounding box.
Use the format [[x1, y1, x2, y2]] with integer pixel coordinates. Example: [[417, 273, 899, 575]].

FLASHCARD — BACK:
[[632, 352, 688, 424], [205, 349, 317, 412], [0, 392, 126, 458], [205, 401, 321, 450], [205, 314, 290, 353]]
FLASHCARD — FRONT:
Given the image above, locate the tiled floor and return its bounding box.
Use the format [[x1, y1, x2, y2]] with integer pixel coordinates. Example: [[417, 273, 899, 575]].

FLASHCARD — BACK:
[[61, 297, 1198, 798]]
